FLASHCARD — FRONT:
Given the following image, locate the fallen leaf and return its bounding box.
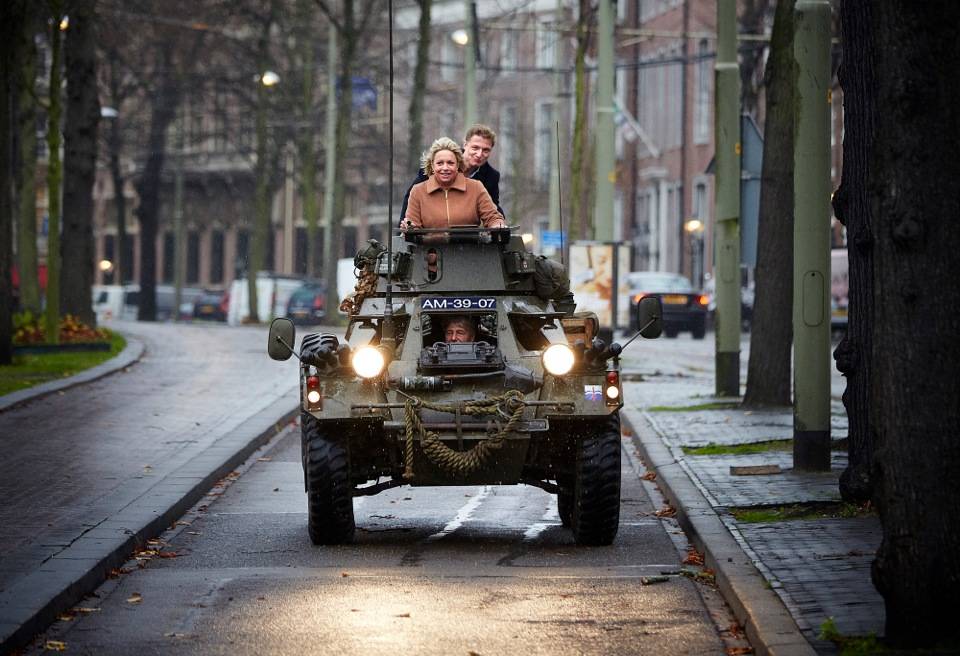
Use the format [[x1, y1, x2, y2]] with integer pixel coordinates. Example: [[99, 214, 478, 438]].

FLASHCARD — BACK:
[[158, 551, 181, 559], [74, 607, 101, 614], [725, 648, 753, 655], [257, 457, 272, 462], [273, 487, 280, 492], [56, 613, 75, 621], [655, 505, 677, 518], [394, 613, 410, 618], [127, 593, 143, 604], [187, 531, 202, 535], [641, 471, 657, 481], [142, 465, 153, 473], [341, 572, 350, 577], [45, 640, 67, 651], [682, 547, 705, 567], [165, 632, 187, 638], [726, 622, 745, 639]]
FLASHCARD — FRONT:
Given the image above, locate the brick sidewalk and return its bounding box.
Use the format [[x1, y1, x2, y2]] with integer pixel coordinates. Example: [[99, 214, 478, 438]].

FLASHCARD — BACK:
[[619, 335, 884, 654]]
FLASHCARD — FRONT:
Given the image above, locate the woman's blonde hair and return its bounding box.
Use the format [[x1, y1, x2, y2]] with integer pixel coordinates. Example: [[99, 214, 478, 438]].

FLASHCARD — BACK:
[[422, 137, 465, 177]]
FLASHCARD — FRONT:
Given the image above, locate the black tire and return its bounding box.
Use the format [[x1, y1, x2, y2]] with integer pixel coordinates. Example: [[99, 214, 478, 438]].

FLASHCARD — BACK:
[[557, 487, 573, 528], [302, 412, 355, 545], [571, 413, 622, 546], [691, 323, 706, 340], [664, 327, 679, 339], [301, 332, 339, 358]]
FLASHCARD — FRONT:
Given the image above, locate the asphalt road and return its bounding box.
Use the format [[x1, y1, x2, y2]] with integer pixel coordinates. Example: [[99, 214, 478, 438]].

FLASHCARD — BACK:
[[26, 421, 740, 655]]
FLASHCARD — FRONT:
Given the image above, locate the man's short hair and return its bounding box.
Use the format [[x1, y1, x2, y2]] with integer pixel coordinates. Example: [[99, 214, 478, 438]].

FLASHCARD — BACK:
[[464, 124, 496, 148], [443, 315, 476, 337]]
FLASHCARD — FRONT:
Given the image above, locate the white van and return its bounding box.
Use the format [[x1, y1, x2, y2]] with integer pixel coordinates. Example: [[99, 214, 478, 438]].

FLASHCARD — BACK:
[[92, 285, 126, 322], [226, 273, 305, 326]]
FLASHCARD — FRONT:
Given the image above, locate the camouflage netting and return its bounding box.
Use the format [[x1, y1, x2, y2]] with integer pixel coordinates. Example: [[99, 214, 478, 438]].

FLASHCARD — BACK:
[[339, 239, 386, 315]]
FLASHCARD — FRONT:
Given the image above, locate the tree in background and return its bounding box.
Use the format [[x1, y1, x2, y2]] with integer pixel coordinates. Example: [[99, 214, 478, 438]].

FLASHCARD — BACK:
[[568, 0, 594, 242], [742, 0, 794, 408], [15, 13, 42, 317], [405, 0, 431, 173], [44, 0, 66, 342], [840, 1, 960, 646], [61, 0, 100, 326], [295, 0, 321, 278]]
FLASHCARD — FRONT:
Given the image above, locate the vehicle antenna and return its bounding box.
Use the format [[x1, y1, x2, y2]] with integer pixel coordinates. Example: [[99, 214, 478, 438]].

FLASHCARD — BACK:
[[556, 121, 564, 266], [382, 0, 396, 352]]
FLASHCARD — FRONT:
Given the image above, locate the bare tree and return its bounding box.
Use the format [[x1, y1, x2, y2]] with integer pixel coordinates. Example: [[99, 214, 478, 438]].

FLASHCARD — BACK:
[[742, 0, 794, 408], [15, 13, 42, 316], [738, 0, 772, 117], [405, 0, 431, 172], [44, 0, 66, 342], [61, 0, 100, 326], [568, 0, 594, 242]]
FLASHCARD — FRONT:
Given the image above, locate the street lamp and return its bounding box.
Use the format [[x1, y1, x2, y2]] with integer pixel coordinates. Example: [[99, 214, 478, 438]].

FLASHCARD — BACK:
[[257, 70, 280, 87], [684, 218, 705, 288]]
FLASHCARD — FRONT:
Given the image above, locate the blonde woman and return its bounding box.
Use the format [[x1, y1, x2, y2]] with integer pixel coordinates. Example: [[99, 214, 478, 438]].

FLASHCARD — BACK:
[[401, 137, 506, 230]]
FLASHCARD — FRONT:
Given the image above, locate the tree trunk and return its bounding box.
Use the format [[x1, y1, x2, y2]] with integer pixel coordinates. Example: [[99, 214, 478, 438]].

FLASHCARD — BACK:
[[297, 0, 319, 278], [406, 0, 431, 173], [45, 0, 65, 343], [742, 0, 795, 408], [106, 55, 127, 284], [832, 1, 875, 502], [568, 0, 592, 244], [738, 0, 772, 117], [0, 2, 27, 364], [848, 1, 960, 647], [16, 19, 41, 316], [61, 0, 100, 326], [134, 49, 179, 322]]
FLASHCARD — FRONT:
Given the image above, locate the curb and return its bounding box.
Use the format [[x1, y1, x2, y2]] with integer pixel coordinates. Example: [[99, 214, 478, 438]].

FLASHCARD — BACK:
[[622, 410, 818, 656], [0, 396, 299, 654], [0, 334, 146, 414]]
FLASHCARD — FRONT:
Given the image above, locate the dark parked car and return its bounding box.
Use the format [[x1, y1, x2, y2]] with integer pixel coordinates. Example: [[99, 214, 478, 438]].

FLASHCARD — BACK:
[[193, 289, 228, 322], [627, 271, 708, 339], [285, 283, 326, 325]]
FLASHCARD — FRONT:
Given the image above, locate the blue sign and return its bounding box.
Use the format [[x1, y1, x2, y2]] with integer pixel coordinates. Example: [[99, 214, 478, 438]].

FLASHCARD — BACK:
[[338, 76, 378, 111], [541, 230, 565, 248]]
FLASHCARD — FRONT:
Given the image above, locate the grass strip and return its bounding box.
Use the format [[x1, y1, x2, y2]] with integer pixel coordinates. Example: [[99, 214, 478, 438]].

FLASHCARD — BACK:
[[0, 332, 126, 396], [683, 439, 794, 456], [731, 501, 875, 523]]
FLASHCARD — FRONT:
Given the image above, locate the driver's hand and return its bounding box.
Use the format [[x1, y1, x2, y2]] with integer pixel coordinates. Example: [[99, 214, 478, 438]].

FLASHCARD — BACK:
[[400, 219, 412, 232]]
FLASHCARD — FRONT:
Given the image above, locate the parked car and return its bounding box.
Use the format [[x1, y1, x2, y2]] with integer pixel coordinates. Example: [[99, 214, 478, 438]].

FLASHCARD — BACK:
[[192, 289, 228, 322], [627, 271, 708, 339], [285, 282, 326, 325], [95, 284, 203, 321]]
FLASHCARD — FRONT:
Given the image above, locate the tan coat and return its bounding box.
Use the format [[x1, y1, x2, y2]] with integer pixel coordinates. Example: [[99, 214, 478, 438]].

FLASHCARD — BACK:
[[404, 173, 505, 229]]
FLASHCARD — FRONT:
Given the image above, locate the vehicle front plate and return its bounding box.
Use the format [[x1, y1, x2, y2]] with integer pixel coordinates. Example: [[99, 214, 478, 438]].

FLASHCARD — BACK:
[[421, 296, 497, 311]]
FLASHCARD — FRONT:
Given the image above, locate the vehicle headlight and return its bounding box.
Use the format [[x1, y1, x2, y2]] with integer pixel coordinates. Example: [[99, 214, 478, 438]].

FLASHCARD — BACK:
[[542, 344, 575, 376], [351, 346, 385, 379]]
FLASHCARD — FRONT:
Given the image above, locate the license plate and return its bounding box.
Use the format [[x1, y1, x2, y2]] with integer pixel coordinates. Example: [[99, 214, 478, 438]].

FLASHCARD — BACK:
[[662, 295, 688, 305], [200, 305, 215, 312], [421, 296, 497, 311]]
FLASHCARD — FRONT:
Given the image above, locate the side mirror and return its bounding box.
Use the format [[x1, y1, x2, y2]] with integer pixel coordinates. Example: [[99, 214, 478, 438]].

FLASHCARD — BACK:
[[267, 317, 296, 361], [637, 297, 663, 339]]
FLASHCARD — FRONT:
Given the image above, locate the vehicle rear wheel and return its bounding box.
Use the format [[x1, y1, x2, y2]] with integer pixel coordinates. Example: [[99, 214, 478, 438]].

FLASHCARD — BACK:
[[691, 323, 706, 340], [302, 412, 355, 545], [571, 413, 621, 546], [664, 327, 679, 338]]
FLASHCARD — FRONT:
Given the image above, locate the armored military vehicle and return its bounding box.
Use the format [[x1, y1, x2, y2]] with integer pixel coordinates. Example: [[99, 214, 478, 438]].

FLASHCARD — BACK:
[[268, 226, 662, 546]]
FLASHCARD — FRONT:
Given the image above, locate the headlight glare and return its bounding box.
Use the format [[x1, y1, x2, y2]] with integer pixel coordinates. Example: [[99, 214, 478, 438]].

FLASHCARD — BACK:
[[542, 344, 575, 376], [352, 346, 385, 379]]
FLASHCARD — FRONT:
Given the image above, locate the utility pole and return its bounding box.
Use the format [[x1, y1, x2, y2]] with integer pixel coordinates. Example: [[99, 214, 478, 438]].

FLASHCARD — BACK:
[[593, 0, 615, 242], [463, 0, 477, 128], [173, 115, 185, 320], [321, 23, 337, 288], [714, 0, 742, 397], [792, 0, 831, 470]]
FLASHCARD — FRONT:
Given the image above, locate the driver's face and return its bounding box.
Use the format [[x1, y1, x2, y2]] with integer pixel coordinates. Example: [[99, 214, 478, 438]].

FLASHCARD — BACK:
[[445, 320, 475, 343]]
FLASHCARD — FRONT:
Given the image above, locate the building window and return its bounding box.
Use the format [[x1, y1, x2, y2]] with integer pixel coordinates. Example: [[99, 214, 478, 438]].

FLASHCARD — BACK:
[[534, 100, 555, 188], [186, 230, 199, 284], [162, 232, 174, 283], [210, 229, 224, 284], [694, 181, 707, 219], [695, 39, 711, 143], [499, 30, 517, 72], [536, 20, 556, 69], [295, 227, 307, 275]]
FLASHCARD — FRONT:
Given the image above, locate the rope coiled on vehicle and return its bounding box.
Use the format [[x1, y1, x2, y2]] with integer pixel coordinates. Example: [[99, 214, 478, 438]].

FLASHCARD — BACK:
[[402, 390, 526, 479]]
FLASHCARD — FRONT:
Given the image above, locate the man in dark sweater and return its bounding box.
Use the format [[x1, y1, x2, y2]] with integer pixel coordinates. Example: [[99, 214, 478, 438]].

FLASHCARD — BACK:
[[399, 124, 505, 224]]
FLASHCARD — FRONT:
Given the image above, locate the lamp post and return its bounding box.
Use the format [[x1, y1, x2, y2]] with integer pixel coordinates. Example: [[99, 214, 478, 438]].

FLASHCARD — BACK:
[[452, 0, 477, 128], [684, 218, 705, 288], [101, 106, 123, 286]]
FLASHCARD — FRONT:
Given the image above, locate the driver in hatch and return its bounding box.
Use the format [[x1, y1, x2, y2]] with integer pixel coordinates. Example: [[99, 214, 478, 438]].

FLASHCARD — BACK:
[[443, 315, 476, 343]]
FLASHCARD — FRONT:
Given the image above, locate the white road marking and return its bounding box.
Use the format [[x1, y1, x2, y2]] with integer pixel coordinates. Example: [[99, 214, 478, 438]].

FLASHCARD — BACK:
[[427, 486, 491, 540], [523, 494, 560, 541]]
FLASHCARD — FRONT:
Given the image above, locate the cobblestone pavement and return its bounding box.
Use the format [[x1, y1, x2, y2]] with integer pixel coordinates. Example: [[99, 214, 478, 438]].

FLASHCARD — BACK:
[[618, 333, 884, 654], [0, 320, 311, 649]]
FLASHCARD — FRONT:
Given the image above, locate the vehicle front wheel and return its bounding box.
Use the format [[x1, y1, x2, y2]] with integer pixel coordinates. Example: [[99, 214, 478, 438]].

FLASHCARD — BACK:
[[557, 487, 573, 528], [302, 412, 355, 545], [571, 413, 622, 546], [691, 322, 706, 340]]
